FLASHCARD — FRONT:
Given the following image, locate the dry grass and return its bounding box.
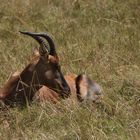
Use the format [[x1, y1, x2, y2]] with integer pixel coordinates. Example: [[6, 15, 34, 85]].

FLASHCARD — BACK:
[[0, 0, 140, 139]]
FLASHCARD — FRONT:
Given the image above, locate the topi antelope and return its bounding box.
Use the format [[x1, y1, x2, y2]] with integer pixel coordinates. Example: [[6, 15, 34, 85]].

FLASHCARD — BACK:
[[36, 73, 104, 103], [0, 31, 70, 106]]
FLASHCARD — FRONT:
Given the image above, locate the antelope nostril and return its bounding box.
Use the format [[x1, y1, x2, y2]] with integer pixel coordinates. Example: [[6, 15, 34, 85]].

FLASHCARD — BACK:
[[61, 82, 71, 98], [64, 86, 70, 93], [61, 80, 70, 91], [55, 79, 70, 94]]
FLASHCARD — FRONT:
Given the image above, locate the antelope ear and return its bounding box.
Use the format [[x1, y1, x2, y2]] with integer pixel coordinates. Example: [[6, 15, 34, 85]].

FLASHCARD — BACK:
[[48, 55, 59, 63]]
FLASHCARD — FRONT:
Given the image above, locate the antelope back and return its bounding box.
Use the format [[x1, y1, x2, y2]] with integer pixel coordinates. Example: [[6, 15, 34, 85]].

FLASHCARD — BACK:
[[0, 71, 20, 99]]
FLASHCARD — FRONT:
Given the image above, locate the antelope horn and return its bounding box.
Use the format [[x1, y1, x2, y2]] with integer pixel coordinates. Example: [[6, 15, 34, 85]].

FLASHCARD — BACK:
[[19, 31, 50, 55], [20, 32, 56, 56]]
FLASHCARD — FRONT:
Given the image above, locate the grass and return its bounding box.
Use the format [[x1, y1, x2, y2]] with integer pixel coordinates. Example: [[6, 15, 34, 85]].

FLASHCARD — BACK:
[[0, 0, 140, 139]]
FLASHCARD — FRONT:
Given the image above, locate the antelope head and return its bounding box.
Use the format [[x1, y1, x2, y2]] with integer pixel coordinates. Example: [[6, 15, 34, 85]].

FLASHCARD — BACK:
[[19, 31, 70, 97], [0, 31, 70, 106]]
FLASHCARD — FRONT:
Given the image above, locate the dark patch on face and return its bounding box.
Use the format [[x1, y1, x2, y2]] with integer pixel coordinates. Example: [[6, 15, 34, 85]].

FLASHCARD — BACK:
[[35, 56, 71, 98]]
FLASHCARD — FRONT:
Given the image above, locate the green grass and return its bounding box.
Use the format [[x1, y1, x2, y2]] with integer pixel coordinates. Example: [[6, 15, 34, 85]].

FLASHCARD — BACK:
[[0, 0, 140, 139]]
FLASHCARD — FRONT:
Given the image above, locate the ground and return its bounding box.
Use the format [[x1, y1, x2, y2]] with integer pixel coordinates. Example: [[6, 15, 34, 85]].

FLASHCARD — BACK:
[[0, 0, 140, 139]]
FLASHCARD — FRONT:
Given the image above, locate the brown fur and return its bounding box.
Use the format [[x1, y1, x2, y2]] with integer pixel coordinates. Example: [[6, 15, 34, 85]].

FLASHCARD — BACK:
[[36, 86, 60, 104], [0, 72, 20, 99]]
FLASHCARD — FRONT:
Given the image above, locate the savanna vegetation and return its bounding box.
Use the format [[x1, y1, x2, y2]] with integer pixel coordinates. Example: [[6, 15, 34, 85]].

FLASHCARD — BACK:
[[0, 0, 140, 139]]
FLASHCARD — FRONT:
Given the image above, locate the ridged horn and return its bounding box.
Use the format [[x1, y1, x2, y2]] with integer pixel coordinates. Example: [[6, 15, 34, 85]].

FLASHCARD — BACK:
[[20, 32, 56, 55], [19, 31, 50, 55]]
